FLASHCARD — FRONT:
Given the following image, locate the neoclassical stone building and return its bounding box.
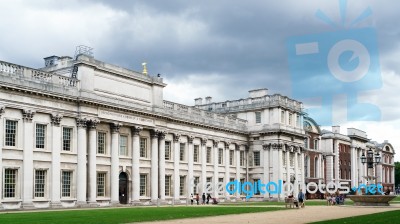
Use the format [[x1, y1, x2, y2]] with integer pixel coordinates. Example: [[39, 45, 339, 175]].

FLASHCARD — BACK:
[[0, 50, 395, 210]]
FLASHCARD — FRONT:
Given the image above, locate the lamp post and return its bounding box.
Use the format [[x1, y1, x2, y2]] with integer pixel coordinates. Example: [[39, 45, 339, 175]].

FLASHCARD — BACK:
[[360, 149, 381, 194]]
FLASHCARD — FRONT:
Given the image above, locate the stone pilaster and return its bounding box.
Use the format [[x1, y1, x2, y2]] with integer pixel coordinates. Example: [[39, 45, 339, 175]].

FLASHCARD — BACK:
[[22, 109, 35, 209], [110, 123, 122, 205], [200, 138, 207, 195], [150, 130, 159, 202], [262, 144, 270, 199], [51, 113, 63, 208], [224, 142, 230, 200], [158, 131, 166, 201], [131, 126, 142, 204], [87, 119, 99, 205], [235, 144, 241, 200], [0, 106, 5, 209], [173, 133, 181, 201], [294, 149, 299, 197], [285, 146, 290, 189], [187, 136, 194, 196], [76, 118, 88, 205], [213, 140, 219, 199]]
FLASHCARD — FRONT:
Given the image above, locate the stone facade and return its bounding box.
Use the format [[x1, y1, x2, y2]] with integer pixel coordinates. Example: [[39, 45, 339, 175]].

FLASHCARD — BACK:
[[0, 53, 395, 210]]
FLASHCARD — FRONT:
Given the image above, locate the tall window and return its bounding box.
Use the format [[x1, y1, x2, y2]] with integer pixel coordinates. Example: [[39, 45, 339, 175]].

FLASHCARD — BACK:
[[305, 138, 309, 149], [4, 169, 17, 198], [288, 113, 293, 125], [240, 151, 245, 166], [36, 124, 46, 149], [119, 135, 128, 156], [97, 173, 106, 197], [165, 175, 171, 196], [296, 115, 300, 127], [283, 152, 286, 165], [165, 141, 171, 160], [34, 170, 46, 198], [193, 145, 199, 163], [229, 178, 235, 193], [206, 177, 212, 184], [281, 111, 285, 123], [193, 177, 199, 194], [140, 138, 147, 158], [229, 150, 234, 165], [180, 176, 186, 196], [97, 132, 106, 154], [304, 156, 309, 177], [206, 147, 212, 163], [218, 148, 223, 165], [180, 143, 185, 161], [253, 151, 260, 166], [61, 171, 72, 197], [314, 139, 318, 150], [290, 153, 294, 167], [62, 127, 72, 151], [314, 157, 318, 178], [5, 120, 17, 146], [255, 112, 261, 124], [253, 179, 260, 195], [140, 174, 147, 196]]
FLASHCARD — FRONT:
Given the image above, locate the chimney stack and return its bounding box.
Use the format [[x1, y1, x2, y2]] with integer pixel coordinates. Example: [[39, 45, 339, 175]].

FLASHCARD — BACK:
[[332, 126, 340, 133], [194, 98, 203, 106], [205, 96, 212, 104]]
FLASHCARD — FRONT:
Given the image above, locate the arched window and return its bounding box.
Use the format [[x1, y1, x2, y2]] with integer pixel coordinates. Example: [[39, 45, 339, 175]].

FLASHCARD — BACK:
[[314, 157, 318, 178], [304, 156, 309, 177]]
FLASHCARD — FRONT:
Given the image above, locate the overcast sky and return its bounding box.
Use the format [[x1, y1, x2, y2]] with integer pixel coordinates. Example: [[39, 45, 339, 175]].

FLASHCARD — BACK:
[[1, 0, 399, 161]]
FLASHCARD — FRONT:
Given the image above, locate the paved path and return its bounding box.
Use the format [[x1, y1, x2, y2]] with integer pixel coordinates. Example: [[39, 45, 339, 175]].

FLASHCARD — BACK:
[[138, 205, 400, 224]]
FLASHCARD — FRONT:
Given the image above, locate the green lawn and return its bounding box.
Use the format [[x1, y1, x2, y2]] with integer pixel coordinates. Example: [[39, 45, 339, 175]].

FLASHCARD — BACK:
[[309, 209, 400, 224], [0, 206, 283, 224]]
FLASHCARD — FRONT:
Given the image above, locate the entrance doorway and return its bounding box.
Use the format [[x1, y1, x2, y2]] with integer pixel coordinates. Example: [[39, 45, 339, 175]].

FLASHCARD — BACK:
[[119, 172, 128, 204]]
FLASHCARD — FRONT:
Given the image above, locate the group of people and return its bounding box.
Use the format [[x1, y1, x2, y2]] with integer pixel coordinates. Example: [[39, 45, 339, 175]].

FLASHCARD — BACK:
[[325, 193, 345, 205], [190, 193, 213, 205], [286, 190, 305, 208]]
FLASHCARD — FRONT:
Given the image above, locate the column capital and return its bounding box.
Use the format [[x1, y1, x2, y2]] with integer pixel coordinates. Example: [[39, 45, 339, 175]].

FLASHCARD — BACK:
[[188, 136, 195, 144], [201, 138, 208, 146], [159, 131, 167, 140], [110, 123, 122, 133], [51, 113, 63, 126], [150, 129, 159, 139], [88, 119, 100, 129], [0, 105, 5, 118], [76, 117, 88, 128], [173, 133, 181, 142], [272, 143, 283, 150], [213, 140, 219, 148], [22, 109, 35, 122], [225, 142, 231, 149], [131, 126, 142, 136], [263, 143, 271, 150]]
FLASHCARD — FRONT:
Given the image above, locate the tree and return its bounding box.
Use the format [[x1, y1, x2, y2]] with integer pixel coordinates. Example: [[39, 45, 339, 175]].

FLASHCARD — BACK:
[[395, 162, 400, 188]]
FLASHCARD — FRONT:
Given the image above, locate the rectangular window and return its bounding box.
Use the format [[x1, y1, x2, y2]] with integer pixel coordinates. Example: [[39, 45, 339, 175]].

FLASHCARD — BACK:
[[180, 143, 185, 161], [288, 113, 293, 125], [229, 178, 235, 193], [165, 175, 171, 196], [314, 139, 318, 150], [61, 171, 72, 197], [165, 141, 171, 160], [119, 135, 128, 156], [180, 176, 186, 196], [36, 124, 46, 149], [97, 173, 106, 197], [193, 145, 199, 163], [4, 169, 17, 198], [240, 151, 245, 166], [254, 179, 260, 195], [255, 111, 261, 124], [296, 115, 300, 127], [218, 148, 223, 165], [254, 151, 260, 166], [5, 120, 17, 147], [229, 150, 234, 166], [193, 177, 199, 194], [218, 178, 224, 184], [62, 127, 72, 151], [34, 170, 46, 198], [281, 111, 285, 123], [140, 174, 147, 196], [206, 177, 212, 184], [206, 147, 212, 164], [97, 132, 106, 154], [140, 138, 147, 158]]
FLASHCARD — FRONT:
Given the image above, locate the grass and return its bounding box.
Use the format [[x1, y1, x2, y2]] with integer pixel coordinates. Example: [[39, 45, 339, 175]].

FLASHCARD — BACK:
[[0, 206, 283, 224], [309, 210, 400, 224]]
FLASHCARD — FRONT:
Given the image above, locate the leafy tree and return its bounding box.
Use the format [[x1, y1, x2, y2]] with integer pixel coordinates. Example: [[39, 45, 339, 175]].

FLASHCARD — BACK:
[[395, 162, 400, 188]]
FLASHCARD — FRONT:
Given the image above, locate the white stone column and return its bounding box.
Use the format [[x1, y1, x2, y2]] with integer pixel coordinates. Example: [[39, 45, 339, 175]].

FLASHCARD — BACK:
[[318, 154, 322, 179], [131, 126, 142, 203], [300, 150, 305, 186], [0, 106, 5, 208], [150, 130, 159, 202], [159, 131, 166, 201], [285, 147, 290, 188], [224, 142, 230, 200], [201, 138, 207, 195], [358, 148, 364, 184], [213, 140, 219, 199], [278, 145, 283, 200], [173, 134, 181, 201], [236, 144, 241, 200], [263, 144, 270, 200], [187, 136, 194, 196], [87, 119, 99, 205], [326, 155, 334, 183], [294, 150, 299, 196], [22, 109, 35, 209], [110, 123, 121, 205], [76, 118, 88, 205], [350, 146, 357, 187], [51, 114, 63, 208], [271, 144, 280, 201], [334, 141, 340, 184]]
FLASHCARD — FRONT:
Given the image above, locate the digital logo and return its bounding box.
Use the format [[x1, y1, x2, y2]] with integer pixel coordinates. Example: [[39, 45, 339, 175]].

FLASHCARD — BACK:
[[286, 0, 382, 125]]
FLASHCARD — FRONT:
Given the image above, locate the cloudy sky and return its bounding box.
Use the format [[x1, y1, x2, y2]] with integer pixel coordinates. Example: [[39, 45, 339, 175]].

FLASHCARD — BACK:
[[1, 0, 399, 161]]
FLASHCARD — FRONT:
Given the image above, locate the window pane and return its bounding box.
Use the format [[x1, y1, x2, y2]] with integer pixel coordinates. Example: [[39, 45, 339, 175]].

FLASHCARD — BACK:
[[36, 124, 46, 149], [140, 138, 147, 158], [140, 175, 147, 196], [206, 147, 211, 163], [165, 175, 171, 196], [5, 120, 17, 147], [180, 176, 185, 196], [34, 170, 46, 197], [97, 173, 106, 196], [255, 112, 261, 123], [254, 151, 260, 166], [193, 145, 199, 162], [218, 149, 223, 164], [229, 150, 234, 165], [165, 142, 171, 160], [63, 127, 72, 151], [119, 135, 128, 156], [180, 143, 185, 161], [97, 132, 106, 154], [62, 171, 72, 197], [4, 169, 17, 198]]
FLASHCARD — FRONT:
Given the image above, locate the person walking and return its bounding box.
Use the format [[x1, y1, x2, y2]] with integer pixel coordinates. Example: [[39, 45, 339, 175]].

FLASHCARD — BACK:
[[298, 189, 305, 208], [190, 194, 194, 205], [196, 194, 200, 205], [202, 193, 206, 205], [206, 194, 211, 204]]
